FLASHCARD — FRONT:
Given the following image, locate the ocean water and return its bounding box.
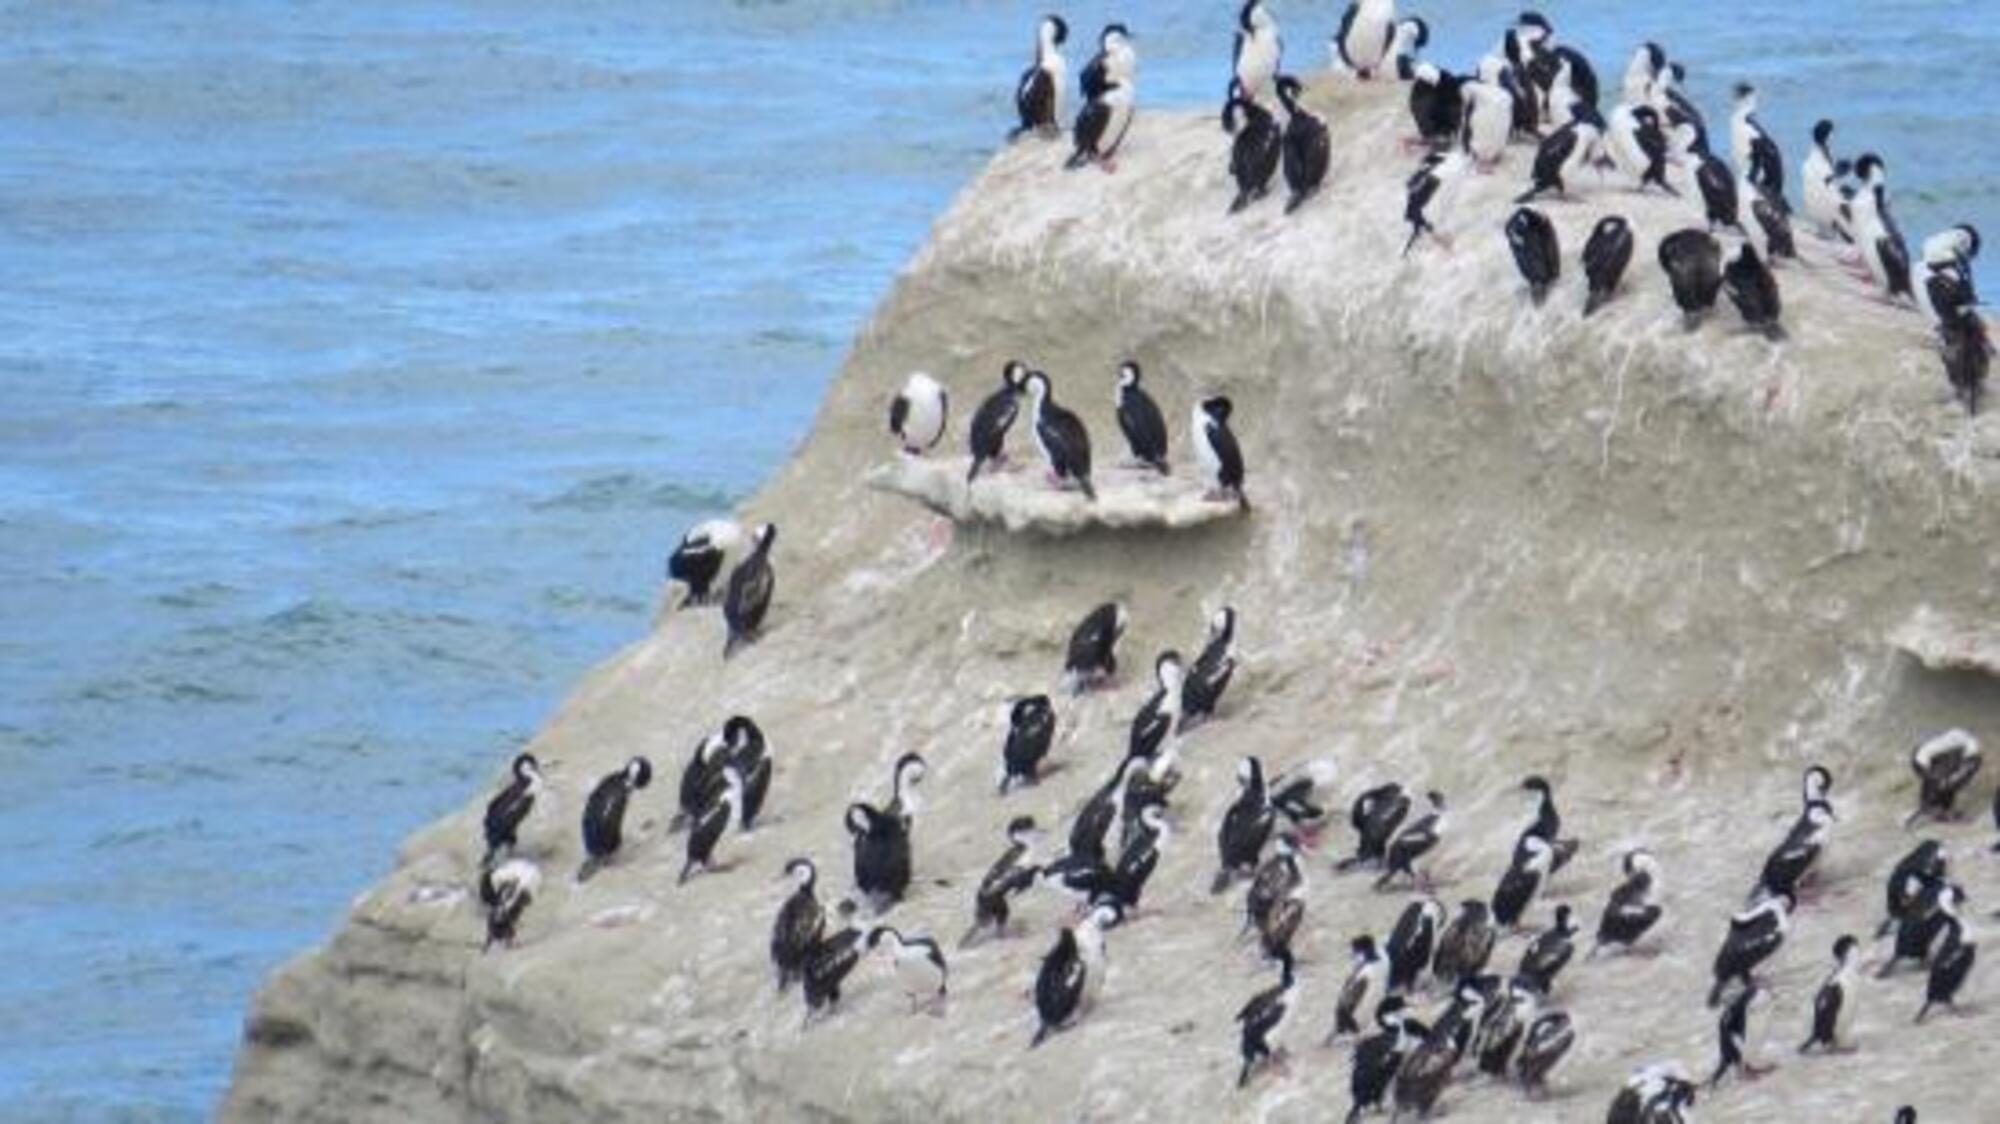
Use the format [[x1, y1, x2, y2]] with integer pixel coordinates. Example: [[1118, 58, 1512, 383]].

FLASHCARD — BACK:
[[0, 1, 1990, 1118]]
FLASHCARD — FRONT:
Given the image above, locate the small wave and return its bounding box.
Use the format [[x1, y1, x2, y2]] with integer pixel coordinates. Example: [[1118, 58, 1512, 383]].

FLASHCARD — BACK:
[[90, 817, 207, 851], [531, 473, 735, 514], [150, 582, 240, 611], [74, 677, 256, 706]]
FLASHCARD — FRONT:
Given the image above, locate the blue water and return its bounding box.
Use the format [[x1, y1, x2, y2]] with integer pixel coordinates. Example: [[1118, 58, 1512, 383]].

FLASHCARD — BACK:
[[0, 1, 1990, 1118]]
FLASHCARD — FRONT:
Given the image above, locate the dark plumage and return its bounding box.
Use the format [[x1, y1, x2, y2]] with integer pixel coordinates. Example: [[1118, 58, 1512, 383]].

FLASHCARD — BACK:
[[1340, 782, 1410, 871], [1213, 756, 1275, 891], [482, 752, 543, 861], [966, 816, 1042, 945], [771, 857, 825, 992], [679, 765, 741, 884], [1659, 228, 1725, 329], [1517, 904, 1577, 993], [999, 695, 1056, 793], [1064, 601, 1127, 692], [1710, 894, 1791, 1008], [1582, 215, 1633, 316], [578, 756, 652, 880], [1917, 911, 1975, 1023], [1506, 207, 1560, 306], [1432, 899, 1496, 983], [1386, 897, 1444, 993], [1235, 949, 1298, 1088], [1722, 243, 1784, 340], [1939, 304, 1991, 417], [1407, 63, 1463, 149], [966, 362, 1025, 484], [1196, 396, 1249, 510], [1515, 1009, 1573, 1090], [1224, 86, 1282, 214], [1180, 607, 1237, 728], [721, 522, 777, 659], [1907, 729, 1982, 826], [1114, 361, 1169, 473], [1275, 75, 1329, 214], [478, 858, 539, 951], [1593, 849, 1663, 954], [1375, 790, 1444, 889], [1011, 15, 1068, 140], [1025, 371, 1095, 499], [1347, 998, 1413, 1123]]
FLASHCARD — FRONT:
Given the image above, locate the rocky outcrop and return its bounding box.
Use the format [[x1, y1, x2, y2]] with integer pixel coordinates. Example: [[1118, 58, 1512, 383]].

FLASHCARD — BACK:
[[224, 80, 2000, 1123]]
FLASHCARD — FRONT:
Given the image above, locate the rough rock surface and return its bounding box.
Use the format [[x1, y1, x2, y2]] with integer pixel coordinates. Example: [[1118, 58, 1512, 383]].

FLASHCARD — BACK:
[[224, 81, 2000, 1123], [865, 455, 1246, 532]]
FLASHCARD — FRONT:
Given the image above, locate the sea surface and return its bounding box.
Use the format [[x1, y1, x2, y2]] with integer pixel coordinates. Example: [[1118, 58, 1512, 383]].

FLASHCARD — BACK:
[[0, 1, 1991, 1118]]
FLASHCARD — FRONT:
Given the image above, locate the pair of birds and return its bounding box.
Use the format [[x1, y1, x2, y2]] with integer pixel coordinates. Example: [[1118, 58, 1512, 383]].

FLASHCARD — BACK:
[[663, 518, 780, 658], [771, 862, 949, 1026], [1009, 16, 1136, 172]]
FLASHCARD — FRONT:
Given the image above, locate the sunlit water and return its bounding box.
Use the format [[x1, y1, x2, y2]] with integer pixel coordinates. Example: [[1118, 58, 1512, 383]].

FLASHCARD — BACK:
[[0, 1, 1989, 1117]]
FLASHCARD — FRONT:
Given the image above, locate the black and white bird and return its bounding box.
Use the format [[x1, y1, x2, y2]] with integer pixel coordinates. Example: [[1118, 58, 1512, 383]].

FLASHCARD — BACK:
[[1939, 302, 1991, 417], [1517, 904, 1578, 994], [1334, 0, 1397, 80], [1799, 934, 1860, 1053], [1514, 113, 1603, 204], [1581, 215, 1634, 316], [666, 519, 745, 608], [1402, 150, 1469, 256], [1236, 948, 1299, 1087], [1475, 980, 1537, 1077], [1802, 763, 1834, 811], [1907, 729, 1983, 826], [1223, 83, 1283, 213], [1386, 896, 1446, 993], [1069, 26, 1136, 172], [1880, 839, 1948, 938], [1744, 173, 1797, 262], [1515, 1008, 1574, 1092], [1024, 370, 1096, 499], [1275, 75, 1330, 214], [1882, 876, 1956, 979], [1012, 15, 1069, 140], [1593, 848, 1664, 955], [1754, 799, 1832, 904], [1622, 42, 1666, 107], [1376, 789, 1446, 890], [719, 715, 771, 830], [1243, 831, 1304, 937], [848, 753, 926, 911], [578, 756, 652, 881], [1686, 140, 1744, 235], [1515, 775, 1580, 875], [1071, 753, 1146, 868], [1341, 782, 1411, 871], [1723, 242, 1784, 340], [1255, 846, 1307, 963], [867, 926, 949, 1011], [1433, 899, 1497, 983], [1064, 601, 1128, 693], [678, 729, 728, 828], [1230, 1, 1282, 110], [966, 361, 1026, 484], [1919, 224, 1983, 325], [1328, 935, 1387, 1041], [1729, 83, 1784, 203], [1801, 119, 1853, 240], [1505, 206, 1561, 306], [1392, 986, 1481, 1119], [679, 764, 743, 884], [478, 857, 540, 951], [888, 372, 948, 456], [721, 522, 777, 659], [1917, 888, 1976, 1023], [1032, 902, 1121, 1046], [1709, 983, 1772, 1086], [1659, 227, 1725, 329], [1114, 360, 1169, 473], [1193, 396, 1249, 510], [1214, 756, 1277, 892], [1850, 154, 1912, 301], [965, 816, 1044, 946], [1111, 802, 1170, 912], [1268, 761, 1334, 835], [1388, 16, 1429, 78], [999, 695, 1056, 794], [1649, 61, 1706, 153], [1405, 62, 1464, 151], [801, 900, 866, 1025], [771, 857, 826, 992], [1710, 892, 1793, 1007], [1457, 73, 1513, 170], [1128, 649, 1185, 761], [1608, 1064, 1698, 1124], [1606, 101, 1674, 194], [482, 752, 545, 862], [1180, 606, 1238, 728], [1347, 997, 1415, 1122]]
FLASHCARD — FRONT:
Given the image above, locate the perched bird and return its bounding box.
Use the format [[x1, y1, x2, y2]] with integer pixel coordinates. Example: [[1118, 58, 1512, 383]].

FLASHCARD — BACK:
[[1387, 17, 1429, 78], [578, 756, 652, 882], [848, 753, 926, 911], [1938, 304, 1991, 417], [1517, 904, 1578, 994], [1347, 996, 1415, 1122], [1433, 899, 1497, 983], [1581, 215, 1635, 316], [1457, 74, 1513, 170], [1515, 1008, 1573, 1092], [966, 361, 1026, 484], [1214, 756, 1277, 892], [867, 926, 949, 1011], [1244, 832, 1305, 937], [998, 695, 1057, 794], [1068, 27, 1136, 172], [1128, 650, 1185, 761], [679, 764, 743, 884], [1179, 606, 1238, 728], [1230, 0, 1282, 110], [1745, 176, 1797, 262], [666, 519, 745, 608], [1267, 761, 1335, 835], [1802, 764, 1835, 812], [1064, 601, 1128, 693], [1375, 789, 1445, 890], [1505, 206, 1561, 306], [1880, 839, 1948, 938], [1113, 360, 1169, 473], [1850, 154, 1912, 301], [1917, 889, 1976, 1023], [888, 372, 949, 455], [1709, 983, 1772, 1086], [678, 729, 728, 829], [1024, 370, 1096, 499], [1193, 396, 1249, 509], [1235, 947, 1300, 1087], [482, 752, 544, 862], [1711, 893, 1793, 1008], [1723, 242, 1784, 339], [1729, 83, 1784, 203], [1475, 980, 1537, 1077], [1113, 803, 1171, 912], [1334, 0, 1397, 80], [1907, 729, 1983, 826], [1593, 848, 1664, 955], [1514, 775, 1579, 875], [1799, 934, 1860, 1053], [801, 900, 866, 1026], [1275, 75, 1330, 214], [721, 716, 772, 831], [1608, 1064, 1698, 1124], [1393, 990, 1479, 1119], [965, 816, 1043, 946], [1255, 858, 1306, 963], [1032, 902, 1122, 1045], [1800, 119, 1853, 241], [770, 857, 826, 992], [1012, 15, 1069, 140], [478, 857, 540, 951], [1386, 896, 1446, 993], [1659, 227, 1725, 329], [1604, 103, 1674, 194], [1514, 113, 1603, 204], [721, 522, 777, 659], [1881, 877, 1956, 978], [1402, 150, 1469, 256], [1223, 84, 1283, 213], [1078, 21, 1134, 100], [1071, 753, 1146, 867], [1753, 799, 1832, 903], [1328, 935, 1386, 1041], [1405, 62, 1464, 150], [1340, 782, 1411, 871]]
